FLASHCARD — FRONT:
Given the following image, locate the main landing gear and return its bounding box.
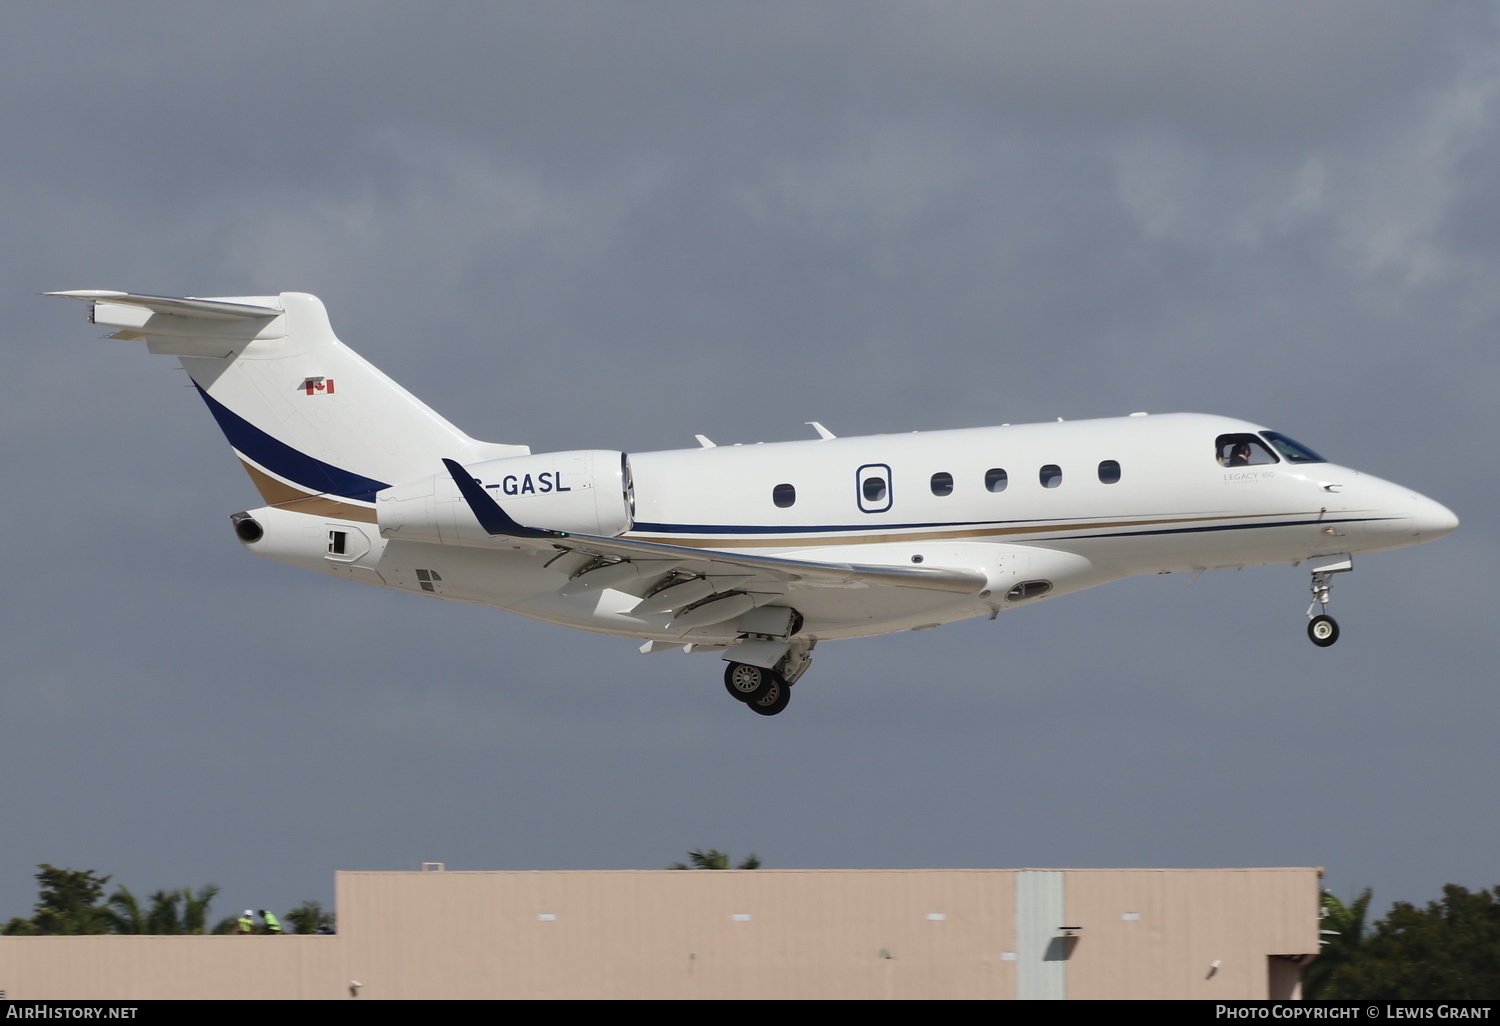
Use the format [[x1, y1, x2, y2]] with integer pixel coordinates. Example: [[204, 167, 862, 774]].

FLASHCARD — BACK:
[[722, 643, 812, 717], [723, 662, 793, 716], [1305, 557, 1352, 648]]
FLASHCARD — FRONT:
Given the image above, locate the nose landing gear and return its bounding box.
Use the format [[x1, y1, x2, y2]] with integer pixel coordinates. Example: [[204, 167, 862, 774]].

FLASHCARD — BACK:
[[1308, 614, 1339, 647], [1305, 556, 1352, 648]]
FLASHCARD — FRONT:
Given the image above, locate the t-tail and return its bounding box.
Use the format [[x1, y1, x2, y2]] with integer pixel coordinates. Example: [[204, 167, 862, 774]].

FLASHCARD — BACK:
[[49, 291, 528, 521]]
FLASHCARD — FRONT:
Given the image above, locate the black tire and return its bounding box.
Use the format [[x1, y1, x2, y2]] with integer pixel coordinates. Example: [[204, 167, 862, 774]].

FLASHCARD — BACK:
[[746, 677, 792, 716], [724, 662, 771, 703], [1308, 614, 1340, 647]]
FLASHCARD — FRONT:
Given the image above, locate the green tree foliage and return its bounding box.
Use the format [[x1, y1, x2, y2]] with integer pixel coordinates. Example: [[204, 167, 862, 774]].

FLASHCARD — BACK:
[[286, 899, 336, 934], [1323, 885, 1500, 999], [1303, 888, 1372, 999], [102, 884, 221, 934], [2, 865, 111, 936], [102, 887, 146, 934], [178, 885, 220, 935], [5, 868, 226, 937], [668, 848, 761, 870]]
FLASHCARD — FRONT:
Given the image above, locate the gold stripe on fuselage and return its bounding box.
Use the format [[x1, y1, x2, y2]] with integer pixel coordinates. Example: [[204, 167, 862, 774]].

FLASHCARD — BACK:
[[237, 459, 378, 524], [625, 510, 1318, 549]]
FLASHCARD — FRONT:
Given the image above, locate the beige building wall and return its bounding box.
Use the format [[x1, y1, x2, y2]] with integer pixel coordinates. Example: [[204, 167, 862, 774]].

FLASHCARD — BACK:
[[0, 867, 1319, 1000]]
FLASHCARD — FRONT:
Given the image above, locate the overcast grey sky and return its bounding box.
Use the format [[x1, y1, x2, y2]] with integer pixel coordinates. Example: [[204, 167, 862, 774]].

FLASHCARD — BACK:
[[2, 2, 1495, 924]]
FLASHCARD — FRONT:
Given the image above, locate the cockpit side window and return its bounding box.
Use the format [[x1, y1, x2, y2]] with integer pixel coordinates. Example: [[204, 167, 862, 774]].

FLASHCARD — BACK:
[[1216, 433, 1278, 467], [1261, 431, 1326, 464]]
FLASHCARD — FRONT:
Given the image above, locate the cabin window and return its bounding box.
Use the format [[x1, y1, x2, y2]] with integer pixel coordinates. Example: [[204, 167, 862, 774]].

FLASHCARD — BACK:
[[1039, 464, 1062, 488], [856, 464, 893, 513], [772, 483, 796, 508], [1261, 431, 1327, 464], [1098, 460, 1121, 484], [930, 472, 954, 497], [985, 468, 1008, 493], [1216, 433, 1278, 467]]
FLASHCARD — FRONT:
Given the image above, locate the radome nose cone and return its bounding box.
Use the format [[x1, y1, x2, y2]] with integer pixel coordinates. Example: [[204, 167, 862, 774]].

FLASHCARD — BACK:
[[1412, 495, 1459, 540]]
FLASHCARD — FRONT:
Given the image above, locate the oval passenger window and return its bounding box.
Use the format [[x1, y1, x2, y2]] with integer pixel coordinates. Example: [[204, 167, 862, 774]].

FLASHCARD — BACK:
[[930, 472, 953, 497], [773, 483, 796, 508]]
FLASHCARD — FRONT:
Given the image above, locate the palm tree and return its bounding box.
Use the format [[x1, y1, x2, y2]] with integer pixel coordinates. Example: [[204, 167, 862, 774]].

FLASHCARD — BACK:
[[1304, 888, 1372, 998], [145, 889, 182, 934], [103, 887, 148, 934], [669, 848, 761, 870], [104, 884, 220, 934], [180, 885, 220, 935]]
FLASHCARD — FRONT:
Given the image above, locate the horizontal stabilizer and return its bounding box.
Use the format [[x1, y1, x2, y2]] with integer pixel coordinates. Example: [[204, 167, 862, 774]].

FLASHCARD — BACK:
[[46, 291, 282, 321], [48, 290, 288, 354]]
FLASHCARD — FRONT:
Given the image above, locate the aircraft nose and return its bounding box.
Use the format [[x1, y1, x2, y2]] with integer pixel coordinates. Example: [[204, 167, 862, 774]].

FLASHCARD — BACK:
[[1411, 493, 1459, 541]]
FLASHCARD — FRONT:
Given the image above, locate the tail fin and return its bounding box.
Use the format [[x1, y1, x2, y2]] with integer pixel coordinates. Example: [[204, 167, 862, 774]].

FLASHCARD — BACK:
[[50, 291, 528, 521]]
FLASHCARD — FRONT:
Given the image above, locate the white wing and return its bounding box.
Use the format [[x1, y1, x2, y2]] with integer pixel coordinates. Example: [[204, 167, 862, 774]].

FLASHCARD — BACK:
[[442, 459, 985, 628]]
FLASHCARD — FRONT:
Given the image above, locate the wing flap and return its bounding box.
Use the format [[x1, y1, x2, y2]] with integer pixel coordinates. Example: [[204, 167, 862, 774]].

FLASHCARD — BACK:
[[549, 530, 987, 595]]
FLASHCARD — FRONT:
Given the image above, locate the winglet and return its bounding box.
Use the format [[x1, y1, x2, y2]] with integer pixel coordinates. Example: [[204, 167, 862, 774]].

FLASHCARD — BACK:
[[441, 459, 553, 539]]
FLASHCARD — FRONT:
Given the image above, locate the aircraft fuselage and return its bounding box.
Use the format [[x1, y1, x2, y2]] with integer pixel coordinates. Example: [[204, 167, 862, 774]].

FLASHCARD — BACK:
[[256, 412, 1455, 644]]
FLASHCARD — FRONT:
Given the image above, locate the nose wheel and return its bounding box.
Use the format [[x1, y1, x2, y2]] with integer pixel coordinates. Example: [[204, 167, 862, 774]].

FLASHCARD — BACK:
[[1307, 614, 1339, 647], [1304, 556, 1352, 648]]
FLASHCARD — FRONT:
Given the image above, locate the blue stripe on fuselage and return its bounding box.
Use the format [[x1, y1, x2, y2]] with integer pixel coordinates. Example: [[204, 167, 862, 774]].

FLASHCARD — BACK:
[[194, 385, 390, 502]]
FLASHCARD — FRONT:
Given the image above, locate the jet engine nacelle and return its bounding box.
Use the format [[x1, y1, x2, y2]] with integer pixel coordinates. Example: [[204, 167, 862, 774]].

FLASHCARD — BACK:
[[377, 450, 633, 547]]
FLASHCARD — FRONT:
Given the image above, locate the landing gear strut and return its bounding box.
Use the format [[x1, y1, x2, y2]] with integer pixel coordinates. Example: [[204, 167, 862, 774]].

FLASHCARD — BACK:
[[1305, 556, 1352, 648]]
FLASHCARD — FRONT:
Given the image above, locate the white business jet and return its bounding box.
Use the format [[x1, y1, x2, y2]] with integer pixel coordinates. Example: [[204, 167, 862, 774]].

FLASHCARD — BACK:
[[51, 290, 1458, 717]]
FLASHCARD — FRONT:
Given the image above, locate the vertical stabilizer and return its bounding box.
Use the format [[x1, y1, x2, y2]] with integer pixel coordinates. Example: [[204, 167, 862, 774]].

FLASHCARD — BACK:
[[51, 291, 528, 520]]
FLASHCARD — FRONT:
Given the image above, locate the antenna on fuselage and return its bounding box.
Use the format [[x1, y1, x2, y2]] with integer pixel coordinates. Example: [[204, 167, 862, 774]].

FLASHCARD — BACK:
[[806, 421, 836, 440]]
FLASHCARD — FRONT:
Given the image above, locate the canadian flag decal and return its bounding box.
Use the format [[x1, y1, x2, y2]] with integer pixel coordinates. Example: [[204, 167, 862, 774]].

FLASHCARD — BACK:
[[302, 377, 336, 396]]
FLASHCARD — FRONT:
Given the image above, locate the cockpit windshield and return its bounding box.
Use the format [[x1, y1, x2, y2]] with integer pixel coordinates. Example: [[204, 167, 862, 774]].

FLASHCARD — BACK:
[[1260, 431, 1326, 464]]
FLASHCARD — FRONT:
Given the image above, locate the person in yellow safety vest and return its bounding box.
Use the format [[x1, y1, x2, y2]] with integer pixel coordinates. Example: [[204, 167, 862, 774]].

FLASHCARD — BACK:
[[259, 909, 282, 935], [234, 910, 254, 934]]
